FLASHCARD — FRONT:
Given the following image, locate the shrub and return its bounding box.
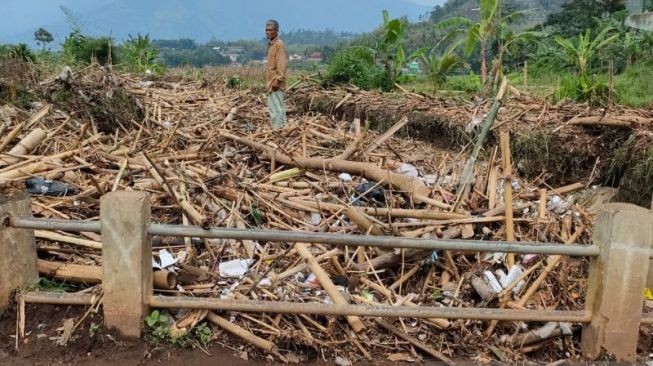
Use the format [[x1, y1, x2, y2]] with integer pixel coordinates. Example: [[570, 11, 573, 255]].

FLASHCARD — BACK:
[[10, 44, 36, 63], [555, 73, 609, 106], [62, 30, 117, 65], [442, 73, 481, 93], [120, 34, 163, 73], [324, 46, 380, 90]]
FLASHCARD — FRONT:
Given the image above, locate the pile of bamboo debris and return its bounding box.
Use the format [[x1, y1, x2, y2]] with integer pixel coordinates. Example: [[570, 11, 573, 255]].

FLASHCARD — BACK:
[[0, 68, 618, 363]]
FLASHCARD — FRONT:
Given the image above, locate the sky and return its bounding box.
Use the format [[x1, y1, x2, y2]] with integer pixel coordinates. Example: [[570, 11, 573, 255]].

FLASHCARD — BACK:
[[1, 0, 448, 45]]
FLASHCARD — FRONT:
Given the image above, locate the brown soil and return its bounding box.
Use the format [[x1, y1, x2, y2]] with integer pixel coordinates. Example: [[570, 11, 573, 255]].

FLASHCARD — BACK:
[[0, 304, 265, 366]]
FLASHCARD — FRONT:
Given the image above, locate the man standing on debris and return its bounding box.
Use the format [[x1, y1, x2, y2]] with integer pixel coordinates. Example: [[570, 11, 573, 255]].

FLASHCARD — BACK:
[[265, 19, 287, 128]]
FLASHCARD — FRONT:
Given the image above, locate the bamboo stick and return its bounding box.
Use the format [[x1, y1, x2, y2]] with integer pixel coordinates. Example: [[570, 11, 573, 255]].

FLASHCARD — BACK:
[[295, 243, 365, 333], [222, 132, 449, 209], [207, 312, 277, 353], [500, 132, 515, 268], [286, 198, 468, 220], [0, 105, 50, 152], [344, 208, 384, 235], [38, 259, 101, 284], [376, 319, 454, 365], [362, 117, 409, 156], [3, 128, 47, 164], [35, 230, 102, 250]]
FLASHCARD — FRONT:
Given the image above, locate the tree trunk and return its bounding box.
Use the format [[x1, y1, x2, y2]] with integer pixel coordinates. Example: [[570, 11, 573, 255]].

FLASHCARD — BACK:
[[480, 40, 487, 85]]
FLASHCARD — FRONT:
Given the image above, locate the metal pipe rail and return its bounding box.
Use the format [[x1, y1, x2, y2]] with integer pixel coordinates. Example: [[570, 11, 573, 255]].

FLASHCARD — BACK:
[[3, 192, 652, 362], [21, 291, 653, 324], [9, 217, 600, 257]]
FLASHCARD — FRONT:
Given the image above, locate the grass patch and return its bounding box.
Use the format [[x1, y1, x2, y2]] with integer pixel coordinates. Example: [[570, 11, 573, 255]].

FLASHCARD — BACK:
[[614, 61, 653, 108]]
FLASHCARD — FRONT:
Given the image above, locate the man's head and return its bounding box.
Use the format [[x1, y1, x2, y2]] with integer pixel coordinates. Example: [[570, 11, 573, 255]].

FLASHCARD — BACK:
[[266, 20, 279, 41]]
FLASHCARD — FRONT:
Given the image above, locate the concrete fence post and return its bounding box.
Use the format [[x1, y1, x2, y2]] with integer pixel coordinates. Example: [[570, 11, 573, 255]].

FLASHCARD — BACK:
[[0, 192, 38, 313], [581, 203, 653, 362], [101, 191, 152, 339]]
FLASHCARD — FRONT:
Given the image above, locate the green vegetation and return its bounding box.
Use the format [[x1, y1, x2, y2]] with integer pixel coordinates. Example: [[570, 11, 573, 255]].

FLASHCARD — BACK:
[[325, 46, 380, 89], [9, 43, 36, 63], [62, 30, 116, 66], [34, 28, 54, 50], [121, 34, 164, 73], [144, 310, 214, 348]]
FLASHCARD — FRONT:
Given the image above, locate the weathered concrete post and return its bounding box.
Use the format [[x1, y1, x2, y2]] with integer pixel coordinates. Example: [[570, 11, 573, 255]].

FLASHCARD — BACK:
[[101, 191, 152, 339], [581, 203, 653, 362], [0, 192, 38, 313]]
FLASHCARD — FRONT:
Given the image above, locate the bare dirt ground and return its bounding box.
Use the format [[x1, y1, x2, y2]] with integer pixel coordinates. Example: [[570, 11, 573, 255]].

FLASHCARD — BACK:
[[0, 304, 269, 366]]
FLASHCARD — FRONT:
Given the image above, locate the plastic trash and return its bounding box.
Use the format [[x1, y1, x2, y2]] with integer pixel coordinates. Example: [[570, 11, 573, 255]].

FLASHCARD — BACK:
[[547, 195, 571, 214], [355, 181, 385, 204], [396, 163, 419, 178], [152, 249, 177, 270], [498, 265, 526, 295], [311, 212, 321, 225], [338, 173, 353, 182], [483, 271, 503, 293], [511, 180, 521, 191], [25, 177, 79, 196], [218, 259, 254, 278], [423, 174, 438, 186]]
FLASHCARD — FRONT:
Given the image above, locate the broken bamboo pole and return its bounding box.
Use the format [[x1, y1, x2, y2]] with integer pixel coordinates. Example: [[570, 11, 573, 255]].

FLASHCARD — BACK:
[[455, 78, 509, 205], [3, 128, 47, 164], [38, 259, 101, 284], [295, 242, 366, 333], [500, 132, 515, 267], [207, 312, 277, 353], [222, 132, 449, 209]]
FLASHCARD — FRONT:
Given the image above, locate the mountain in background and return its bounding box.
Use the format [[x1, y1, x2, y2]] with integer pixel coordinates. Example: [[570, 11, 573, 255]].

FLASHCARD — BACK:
[[428, 0, 570, 26], [1, 0, 440, 46]]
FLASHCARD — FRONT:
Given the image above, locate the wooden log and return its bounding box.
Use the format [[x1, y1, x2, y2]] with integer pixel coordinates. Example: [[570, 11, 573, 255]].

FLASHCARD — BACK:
[[295, 243, 365, 333], [141, 153, 206, 226], [223, 132, 449, 209], [270, 249, 340, 281], [455, 78, 508, 201], [38, 259, 101, 284]]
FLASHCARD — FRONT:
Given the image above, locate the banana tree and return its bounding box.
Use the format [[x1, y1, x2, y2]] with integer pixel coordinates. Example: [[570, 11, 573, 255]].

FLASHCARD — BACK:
[[379, 10, 409, 85], [435, 0, 501, 84], [491, 22, 543, 85], [553, 26, 620, 77]]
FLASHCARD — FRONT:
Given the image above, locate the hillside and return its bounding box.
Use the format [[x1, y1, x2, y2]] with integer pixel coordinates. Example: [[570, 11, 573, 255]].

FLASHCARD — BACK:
[[1, 0, 436, 45], [429, 0, 570, 25]]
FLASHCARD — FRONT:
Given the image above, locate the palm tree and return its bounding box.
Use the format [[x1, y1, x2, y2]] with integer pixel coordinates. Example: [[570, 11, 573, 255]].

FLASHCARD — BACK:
[[435, 0, 501, 84], [419, 42, 467, 91]]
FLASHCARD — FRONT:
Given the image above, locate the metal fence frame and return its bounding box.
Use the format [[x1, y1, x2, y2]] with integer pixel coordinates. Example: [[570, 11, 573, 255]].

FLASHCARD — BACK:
[[1, 191, 652, 362]]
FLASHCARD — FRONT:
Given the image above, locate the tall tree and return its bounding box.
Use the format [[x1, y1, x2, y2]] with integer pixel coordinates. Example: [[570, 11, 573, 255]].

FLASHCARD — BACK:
[[546, 0, 625, 37], [34, 28, 54, 50], [435, 0, 516, 85]]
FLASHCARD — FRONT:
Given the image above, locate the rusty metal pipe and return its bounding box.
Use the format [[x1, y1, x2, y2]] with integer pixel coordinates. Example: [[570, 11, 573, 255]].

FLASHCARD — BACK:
[[9, 217, 600, 257], [150, 295, 592, 322]]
